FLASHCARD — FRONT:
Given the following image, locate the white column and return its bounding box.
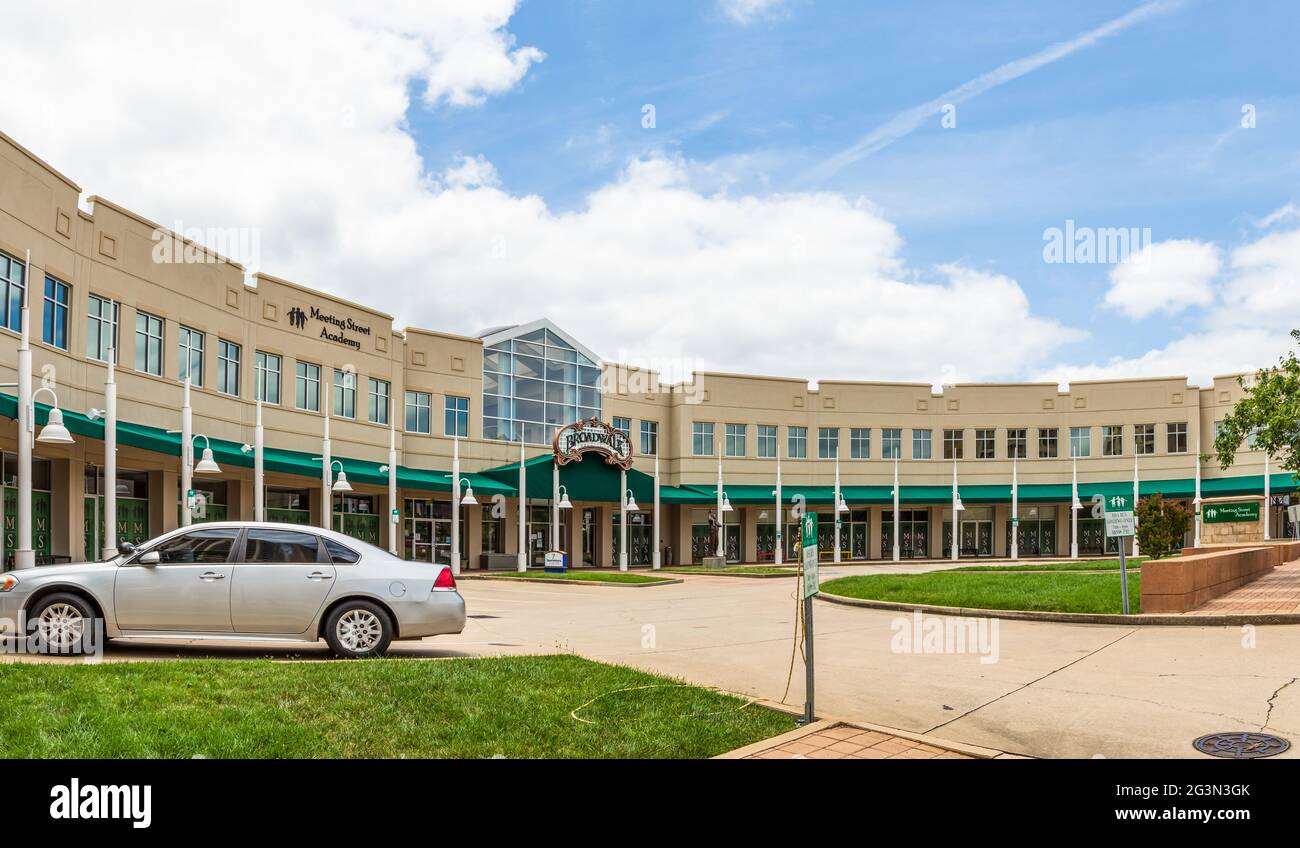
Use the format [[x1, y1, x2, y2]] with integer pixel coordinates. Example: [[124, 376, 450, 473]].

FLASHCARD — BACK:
[[180, 376, 193, 527], [774, 452, 783, 566], [1070, 457, 1079, 559], [619, 467, 629, 571], [386, 410, 397, 554], [516, 441, 527, 572], [14, 252, 32, 569], [892, 458, 900, 562], [1010, 457, 1019, 560], [1131, 454, 1140, 557], [715, 450, 725, 559], [320, 382, 332, 530], [1264, 452, 1272, 540], [951, 458, 960, 562], [253, 398, 265, 522], [1193, 439, 1202, 548], [833, 454, 842, 564], [450, 435, 461, 576], [101, 351, 118, 558], [652, 454, 661, 570], [551, 457, 559, 551]]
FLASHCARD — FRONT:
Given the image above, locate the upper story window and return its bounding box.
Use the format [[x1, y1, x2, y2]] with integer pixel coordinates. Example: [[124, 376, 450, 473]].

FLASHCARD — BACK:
[[725, 423, 746, 457], [296, 362, 321, 412], [135, 311, 164, 376], [757, 424, 777, 458], [975, 428, 996, 460], [42, 276, 69, 349], [640, 420, 658, 456], [0, 250, 25, 333], [1102, 425, 1123, 456], [217, 340, 240, 397], [612, 416, 632, 441], [178, 325, 204, 386], [445, 395, 469, 437], [1166, 421, 1188, 454], [818, 427, 838, 459], [943, 429, 963, 460], [882, 428, 901, 460], [86, 294, 119, 363], [1070, 426, 1091, 458], [1135, 423, 1156, 455], [256, 351, 282, 405], [332, 369, 355, 418], [405, 390, 431, 434], [692, 422, 714, 456], [481, 321, 600, 445], [912, 428, 931, 460], [787, 426, 808, 459], [368, 378, 390, 426], [1038, 427, 1058, 458], [1007, 428, 1027, 459], [850, 428, 870, 459]]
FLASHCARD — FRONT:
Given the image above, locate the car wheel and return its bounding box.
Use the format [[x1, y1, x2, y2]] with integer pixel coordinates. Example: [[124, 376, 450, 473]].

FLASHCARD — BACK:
[[324, 601, 392, 659], [29, 592, 95, 653]]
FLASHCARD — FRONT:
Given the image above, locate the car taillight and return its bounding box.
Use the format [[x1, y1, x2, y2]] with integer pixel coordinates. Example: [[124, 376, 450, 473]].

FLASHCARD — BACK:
[[433, 568, 456, 590]]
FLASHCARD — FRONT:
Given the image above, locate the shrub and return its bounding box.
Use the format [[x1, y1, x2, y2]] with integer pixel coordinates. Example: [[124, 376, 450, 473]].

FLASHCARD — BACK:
[[1135, 493, 1191, 560]]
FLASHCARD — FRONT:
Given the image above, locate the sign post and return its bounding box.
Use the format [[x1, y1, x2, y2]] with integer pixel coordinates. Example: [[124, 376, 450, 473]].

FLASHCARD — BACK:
[[801, 512, 819, 724], [1103, 493, 1136, 615]]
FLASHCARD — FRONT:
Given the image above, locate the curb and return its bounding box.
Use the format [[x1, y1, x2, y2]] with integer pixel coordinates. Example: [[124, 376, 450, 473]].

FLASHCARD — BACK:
[[815, 591, 1300, 626], [457, 574, 683, 588], [660, 570, 797, 579]]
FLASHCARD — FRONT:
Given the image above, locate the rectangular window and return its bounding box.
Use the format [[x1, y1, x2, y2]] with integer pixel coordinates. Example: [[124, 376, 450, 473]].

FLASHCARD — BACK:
[[692, 422, 715, 457], [444, 395, 469, 437], [726, 423, 747, 457], [332, 369, 355, 418], [612, 416, 632, 441], [640, 420, 658, 455], [757, 424, 777, 458], [850, 428, 870, 459], [1102, 425, 1124, 456], [42, 276, 69, 349], [295, 362, 321, 412], [135, 311, 164, 376], [0, 250, 25, 333], [817, 427, 839, 459], [943, 429, 963, 460], [1166, 421, 1188, 454], [912, 428, 931, 460], [368, 378, 391, 425], [217, 340, 240, 397], [178, 325, 204, 386], [256, 352, 282, 405], [1135, 424, 1155, 455], [1005, 428, 1026, 459], [1038, 427, 1058, 458], [86, 294, 119, 362], [882, 428, 901, 460], [405, 390, 431, 434], [1070, 426, 1091, 458], [975, 428, 996, 460], [787, 426, 807, 459]]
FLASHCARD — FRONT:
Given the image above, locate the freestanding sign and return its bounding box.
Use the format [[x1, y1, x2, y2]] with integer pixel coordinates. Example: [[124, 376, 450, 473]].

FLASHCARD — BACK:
[[1102, 493, 1135, 614], [800, 512, 818, 724], [1203, 502, 1261, 523]]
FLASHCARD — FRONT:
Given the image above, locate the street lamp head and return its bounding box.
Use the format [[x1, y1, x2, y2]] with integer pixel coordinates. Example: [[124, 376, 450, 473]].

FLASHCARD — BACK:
[[557, 485, 572, 510], [837, 494, 849, 512], [954, 497, 965, 512], [624, 490, 639, 512], [379, 464, 390, 473], [36, 407, 75, 445], [193, 446, 221, 475], [332, 470, 352, 492], [1071, 498, 1083, 511], [459, 480, 478, 506], [240, 443, 253, 454], [721, 492, 733, 513], [88, 408, 104, 421]]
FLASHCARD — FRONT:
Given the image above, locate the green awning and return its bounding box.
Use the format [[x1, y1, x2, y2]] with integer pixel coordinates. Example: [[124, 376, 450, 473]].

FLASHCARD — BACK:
[[479, 454, 707, 504]]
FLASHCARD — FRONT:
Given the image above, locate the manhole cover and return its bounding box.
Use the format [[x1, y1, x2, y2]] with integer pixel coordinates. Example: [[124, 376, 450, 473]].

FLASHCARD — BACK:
[[1193, 732, 1290, 759]]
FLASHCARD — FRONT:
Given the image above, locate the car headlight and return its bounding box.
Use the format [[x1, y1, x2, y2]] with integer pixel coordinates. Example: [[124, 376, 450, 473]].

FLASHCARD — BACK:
[[0, 574, 19, 592]]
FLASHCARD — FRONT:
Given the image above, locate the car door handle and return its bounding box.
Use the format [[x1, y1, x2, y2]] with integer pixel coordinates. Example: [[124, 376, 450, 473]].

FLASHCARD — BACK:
[[306, 572, 333, 580], [199, 571, 226, 580]]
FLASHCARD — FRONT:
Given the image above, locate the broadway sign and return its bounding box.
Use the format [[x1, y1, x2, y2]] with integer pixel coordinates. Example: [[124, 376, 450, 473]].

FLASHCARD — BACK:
[[553, 418, 633, 470]]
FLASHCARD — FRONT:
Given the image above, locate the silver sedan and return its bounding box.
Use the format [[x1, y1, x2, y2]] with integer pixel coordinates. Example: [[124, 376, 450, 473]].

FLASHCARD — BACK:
[[0, 522, 466, 658]]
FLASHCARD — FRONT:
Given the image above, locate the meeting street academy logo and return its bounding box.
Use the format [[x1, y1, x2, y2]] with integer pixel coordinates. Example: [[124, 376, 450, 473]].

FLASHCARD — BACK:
[[284, 304, 371, 350], [50, 779, 151, 829], [287, 306, 308, 330]]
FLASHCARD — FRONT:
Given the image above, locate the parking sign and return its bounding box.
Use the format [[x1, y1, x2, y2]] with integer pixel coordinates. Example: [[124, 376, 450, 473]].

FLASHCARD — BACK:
[[801, 513, 819, 598]]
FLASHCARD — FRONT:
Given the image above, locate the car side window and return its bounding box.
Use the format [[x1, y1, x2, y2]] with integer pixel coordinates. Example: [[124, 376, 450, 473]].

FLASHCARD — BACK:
[[323, 539, 360, 564], [242, 529, 323, 563], [149, 528, 241, 564]]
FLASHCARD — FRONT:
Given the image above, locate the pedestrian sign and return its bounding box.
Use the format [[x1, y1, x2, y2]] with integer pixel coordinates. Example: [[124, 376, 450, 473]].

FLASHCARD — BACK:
[[801, 513, 819, 598], [1103, 493, 1135, 538]]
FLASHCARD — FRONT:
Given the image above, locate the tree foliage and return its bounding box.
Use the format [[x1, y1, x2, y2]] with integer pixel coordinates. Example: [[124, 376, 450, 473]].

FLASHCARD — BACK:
[[1213, 329, 1300, 476], [1135, 494, 1191, 560]]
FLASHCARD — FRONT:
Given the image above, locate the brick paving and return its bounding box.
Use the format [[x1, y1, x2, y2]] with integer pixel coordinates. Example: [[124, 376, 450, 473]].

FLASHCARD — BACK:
[[1184, 560, 1300, 615], [729, 722, 980, 760]]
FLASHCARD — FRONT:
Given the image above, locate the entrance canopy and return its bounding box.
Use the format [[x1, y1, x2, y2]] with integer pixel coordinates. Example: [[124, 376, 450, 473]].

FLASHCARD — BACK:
[[480, 453, 708, 504]]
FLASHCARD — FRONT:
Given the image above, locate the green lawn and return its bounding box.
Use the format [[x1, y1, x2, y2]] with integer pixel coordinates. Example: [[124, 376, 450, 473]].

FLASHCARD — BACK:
[[482, 570, 674, 584], [0, 655, 794, 758], [662, 565, 794, 576], [950, 557, 1148, 573], [821, 571, 1142, 614]]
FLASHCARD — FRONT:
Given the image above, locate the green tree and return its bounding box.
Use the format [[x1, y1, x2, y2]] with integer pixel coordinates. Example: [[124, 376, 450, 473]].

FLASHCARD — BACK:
[[1213, 329, 1300, 475], [1135, 494, 1191, 560]]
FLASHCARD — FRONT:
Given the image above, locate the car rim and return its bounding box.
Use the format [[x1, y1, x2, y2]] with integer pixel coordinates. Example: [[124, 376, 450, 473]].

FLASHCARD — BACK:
[[336, 609, 382, 653], [38, 603, 85, 650]]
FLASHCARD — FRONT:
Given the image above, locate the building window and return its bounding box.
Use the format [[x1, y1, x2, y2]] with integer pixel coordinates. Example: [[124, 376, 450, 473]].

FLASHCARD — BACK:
[[1070, 426, 1091, 458], [217, 340, 240, 397], [86, 294, 119, 362], [882, 428, 901, 460], [295, 362, 320, 412], [693, 422, 714, 456], [405, 391, 431, 434], [1007, 428, 1027, 459], [726, 423, 747, 457], [368, 378, 391, 425], [1166, 421, 1188, 454], [788, 426, 808, 459], [445, 395, 469, 437], [612, 416, 632, 441], [178, 325, 203, 386], [256, 352, 282, 405], [332, 369, 355, 418], [1135, 424, 1155, 455], [42, 277, 69, 349], [757, 424, 777, 458], [640, 420, 658, 455], [850, 428, 870, 459], [1102, 425, 1123, 456], [943, 429, 963, 460], [0, 250, 25, 333], [482, 324, 600, 445], [818, 427, 838, 459], [135, 311, 164, 376], [912, 429, 931, 460], [1038, 428, 1058, 458], [975, 429, 996, 460]]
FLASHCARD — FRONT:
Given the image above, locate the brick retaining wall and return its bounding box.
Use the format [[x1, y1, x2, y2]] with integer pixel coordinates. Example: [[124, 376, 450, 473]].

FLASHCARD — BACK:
[[1143, 547, 1282, 613]]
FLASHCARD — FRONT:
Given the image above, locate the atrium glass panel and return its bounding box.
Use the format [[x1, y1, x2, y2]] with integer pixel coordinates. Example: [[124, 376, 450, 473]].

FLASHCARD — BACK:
[[482, 325, 600, 444]]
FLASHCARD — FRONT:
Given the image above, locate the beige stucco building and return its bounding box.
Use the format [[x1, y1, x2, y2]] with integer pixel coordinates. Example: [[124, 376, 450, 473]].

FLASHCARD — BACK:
[[1, 129, 1293, 570]]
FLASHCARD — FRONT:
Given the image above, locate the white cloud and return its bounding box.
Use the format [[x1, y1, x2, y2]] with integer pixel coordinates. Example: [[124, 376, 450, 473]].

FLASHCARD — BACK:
[[1255, 202, 1299, 229], [0, 2, 1084, 386], [718, 0, 792, 25], [1103, 239, 1221, 320], [1219, 227, 1300, 331], [1034, 328, 1290, 387]]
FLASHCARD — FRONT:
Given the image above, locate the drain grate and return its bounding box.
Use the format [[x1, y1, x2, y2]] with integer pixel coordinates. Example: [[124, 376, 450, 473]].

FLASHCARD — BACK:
[[1193, 732, 1291, 759]]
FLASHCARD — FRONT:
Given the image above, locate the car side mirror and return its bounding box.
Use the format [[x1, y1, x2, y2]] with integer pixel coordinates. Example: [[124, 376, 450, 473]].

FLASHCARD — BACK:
[[118, 541, 137, 556], [137, 551, 161, 566]]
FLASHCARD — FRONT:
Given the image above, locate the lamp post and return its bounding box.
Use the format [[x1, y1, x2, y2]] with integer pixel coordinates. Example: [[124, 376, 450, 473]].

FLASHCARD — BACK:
[[1070, 457, 1082, 560], [774, 451, 783, 566], [517, 441, 527, 572], [551, 449, 560, 553], [652, 454, 661, 570], [89, 347, 118, 558], [451, 435, 462, 576], [1264, 450, 1272, 540], [951, 458, 963, 562], [833, 453, 843, 564], [386, 404, 397, 555], [892, 457, 900, 562], [254, 398, 265, 522], [715, 449, 725, 560], [1010, 456, 1019, 561], [14, 250, 33, 570], [1193, 438, 1202, 548], [320, 381, 332, 530], [619, 466, 629, 571]]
